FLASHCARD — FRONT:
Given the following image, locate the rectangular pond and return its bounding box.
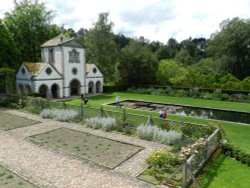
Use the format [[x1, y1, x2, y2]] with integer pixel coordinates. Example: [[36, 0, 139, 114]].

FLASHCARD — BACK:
[[108, 99, 250, 124]]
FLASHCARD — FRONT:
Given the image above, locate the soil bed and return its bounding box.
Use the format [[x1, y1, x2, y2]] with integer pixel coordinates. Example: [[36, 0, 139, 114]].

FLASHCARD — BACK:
[[0, 165, 38, 188], [0, 112, 39, 131], [29, 127, 143, 168]]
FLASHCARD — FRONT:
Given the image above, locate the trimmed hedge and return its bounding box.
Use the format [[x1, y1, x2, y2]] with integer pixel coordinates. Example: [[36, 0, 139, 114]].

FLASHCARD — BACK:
[[106, 83, 250, 94], [222, 143, 250, 166]]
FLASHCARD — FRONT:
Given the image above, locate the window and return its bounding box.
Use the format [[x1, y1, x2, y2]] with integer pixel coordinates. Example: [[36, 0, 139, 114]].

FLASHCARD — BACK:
[[72, 67, 78, 75], [69, 49, 80, 63], [21, 67, 26, 74], [46, 67, 52, 75], [93, 68, 97, 74], [49, 48, 54, 63]]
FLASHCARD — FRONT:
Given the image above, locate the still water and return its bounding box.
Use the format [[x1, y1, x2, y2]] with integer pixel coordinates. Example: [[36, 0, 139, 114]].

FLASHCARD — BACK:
[[108, 100, 250, 124]]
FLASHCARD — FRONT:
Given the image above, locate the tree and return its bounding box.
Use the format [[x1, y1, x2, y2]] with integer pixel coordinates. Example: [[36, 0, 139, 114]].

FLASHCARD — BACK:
[[156, 59, 183, 85], [0, 19, 20, 69], [207, 17, 250, 79], [117, 40, 158, 85], [84, 12, 119, 82], [167, 38, 179, 58], [175, 48, 192, 65], [4, 0, 59, 63], [176, 37, 205, 65], [219, 74, 241, 90], [114, 34, 131, 49]]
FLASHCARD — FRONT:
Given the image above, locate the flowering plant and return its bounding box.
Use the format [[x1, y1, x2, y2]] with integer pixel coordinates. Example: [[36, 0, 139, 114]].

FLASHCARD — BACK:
[[179, 137, 207, 161]]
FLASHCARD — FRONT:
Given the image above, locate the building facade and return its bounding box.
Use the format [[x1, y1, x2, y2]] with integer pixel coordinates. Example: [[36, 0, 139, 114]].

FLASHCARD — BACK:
[[16, 35, 103, 98]]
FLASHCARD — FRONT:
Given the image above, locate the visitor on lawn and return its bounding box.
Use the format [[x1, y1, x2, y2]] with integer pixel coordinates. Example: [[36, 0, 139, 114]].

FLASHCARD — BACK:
[[159, 109, 164, 118], [116, 96, 120, 108], [84, 95, 88, 105], [163, 109, 167, 119], [81, 94, 88, 105]]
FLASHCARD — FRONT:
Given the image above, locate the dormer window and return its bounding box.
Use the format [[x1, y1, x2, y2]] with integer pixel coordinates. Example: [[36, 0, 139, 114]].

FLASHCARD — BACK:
[[49, 48, 54, 64], [21, 67, 26, 74], [69, 49, 80, 63], [93, 68, 97, 74]]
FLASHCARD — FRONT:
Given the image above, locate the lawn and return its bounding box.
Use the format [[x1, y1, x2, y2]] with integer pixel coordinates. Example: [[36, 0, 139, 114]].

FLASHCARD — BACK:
[[196, 154, 250, 188], [29, 127, 142, 169], [68, 92, 250, 113], [66, 92, 250, 153], [0, 111, 39, 131], [0, 165, 38, 188]]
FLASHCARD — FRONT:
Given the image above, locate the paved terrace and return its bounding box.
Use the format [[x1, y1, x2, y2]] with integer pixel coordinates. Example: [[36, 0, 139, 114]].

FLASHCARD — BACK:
[[0, 109, 168, 188]]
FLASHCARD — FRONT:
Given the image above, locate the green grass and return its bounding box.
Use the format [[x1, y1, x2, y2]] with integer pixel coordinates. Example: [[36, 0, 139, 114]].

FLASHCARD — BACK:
[[66, 92, 250, 152], [197, 154, 250, 188], [69, 92, 250, 112]]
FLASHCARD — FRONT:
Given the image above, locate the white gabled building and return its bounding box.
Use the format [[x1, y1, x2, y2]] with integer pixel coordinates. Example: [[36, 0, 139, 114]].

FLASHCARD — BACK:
[[16, 34, 103, 98]]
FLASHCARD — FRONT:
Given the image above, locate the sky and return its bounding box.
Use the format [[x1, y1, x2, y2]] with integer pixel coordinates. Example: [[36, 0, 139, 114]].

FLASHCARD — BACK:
[[1, 0, 250, 43]]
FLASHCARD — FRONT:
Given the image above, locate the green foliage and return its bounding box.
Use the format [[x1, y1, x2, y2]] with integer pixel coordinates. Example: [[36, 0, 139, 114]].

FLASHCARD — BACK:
[[241, 77, 250, 90], [156, 59, 186, 85], [117, 40, 158, 84], [99, 106, 106, 118], [24, 97, 49, 114], [4, 0, 60, 63], [0, 20, 20, 69], [222, 143, 250, 166], [144, 150, 180, 183], [207, 17, 250, 79], [116, 109, 132, 134], [0, 68, 15, 94], [127, 87, 250, 103], [84, 12, 118, 82], [147, 150, 180, 167]]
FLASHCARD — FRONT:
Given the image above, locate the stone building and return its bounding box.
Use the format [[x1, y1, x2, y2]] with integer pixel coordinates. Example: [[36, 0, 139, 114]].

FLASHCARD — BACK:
[[16, 34, 103, 98]]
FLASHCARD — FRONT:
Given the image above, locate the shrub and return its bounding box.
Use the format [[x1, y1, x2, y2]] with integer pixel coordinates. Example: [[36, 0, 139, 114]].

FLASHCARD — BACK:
[[229, 93, 246, 102], [25, 97, 49, 114], [175, 89, 188, 97], [85, 117, 116, 131], [151, 88, 167, 96], [201, 93, 212, 100], [222, 143, 250, 167], [40, 109, 79, 122], [145, 150, 180, 182], [137, 124, 182, 145], [220, 93, 230, 101], [147, 150, 180, 168], [137, 124, 159, 141]]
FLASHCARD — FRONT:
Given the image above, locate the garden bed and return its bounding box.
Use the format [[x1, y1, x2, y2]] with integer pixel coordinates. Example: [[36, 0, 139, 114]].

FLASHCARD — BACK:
[[29, 128, 143, 169], [0, 112, 39, 131], [0, 165, 38, 188]]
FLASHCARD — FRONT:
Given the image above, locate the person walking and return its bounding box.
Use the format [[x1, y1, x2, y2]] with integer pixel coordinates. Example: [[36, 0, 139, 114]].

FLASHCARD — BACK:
[[116, 96, 120, 108], [84, 95, 88, 105]]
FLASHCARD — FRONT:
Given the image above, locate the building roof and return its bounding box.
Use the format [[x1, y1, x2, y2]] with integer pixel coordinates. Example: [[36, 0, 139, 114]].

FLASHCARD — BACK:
[[23, 62, 46, 76], [85, 64, 94, 74], [41, 34, 73, 47]]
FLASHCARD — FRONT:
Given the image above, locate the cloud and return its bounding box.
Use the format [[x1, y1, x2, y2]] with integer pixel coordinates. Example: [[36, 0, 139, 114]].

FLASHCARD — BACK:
[[1, 0, 250, 43], [0, 1, 14, 17], [119, 1, 175, 26]]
